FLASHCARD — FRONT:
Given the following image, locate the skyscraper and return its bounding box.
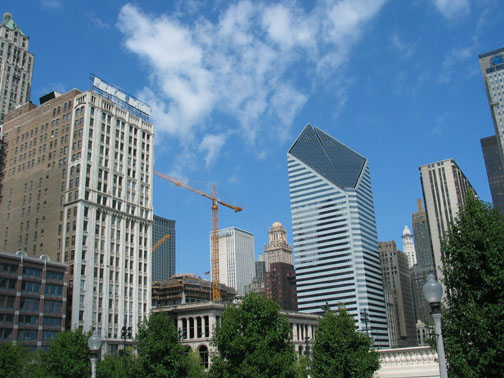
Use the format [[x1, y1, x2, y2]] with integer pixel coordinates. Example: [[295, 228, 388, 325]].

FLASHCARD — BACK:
[[401, 225, 416, 268], [480, 135, 504, 213], [419, 159, 474, 285], [264, 262, 298, 311], [411, 198, 435, 324], [263, 221, 297, 311], [0, 77, 154, 352], [378, 241, 417, 347], [214, 227, 255, 296], [264, 221, 293, 272], [479, 48, 504, 212], [152, 215, 176, 282], [288, 123, 389, 347], [411, 199, 434, 269], [0, 13, 34, 126], [254, 253, 266, 287]]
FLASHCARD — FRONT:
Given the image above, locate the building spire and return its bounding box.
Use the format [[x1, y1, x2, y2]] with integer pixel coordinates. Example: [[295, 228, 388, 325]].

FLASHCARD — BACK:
[[417, 198, 424, 213]]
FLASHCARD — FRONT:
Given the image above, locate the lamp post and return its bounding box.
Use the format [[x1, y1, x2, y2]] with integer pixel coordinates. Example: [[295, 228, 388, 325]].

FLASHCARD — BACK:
[[304, 336, 311, 376], [88, 330, 102, 378], [423, 274, 448, 378]]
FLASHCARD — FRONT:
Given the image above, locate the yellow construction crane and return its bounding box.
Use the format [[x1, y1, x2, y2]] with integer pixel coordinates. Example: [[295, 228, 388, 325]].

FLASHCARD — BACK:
[[153, 170, 243, 301], [152, 234, 171, 252]]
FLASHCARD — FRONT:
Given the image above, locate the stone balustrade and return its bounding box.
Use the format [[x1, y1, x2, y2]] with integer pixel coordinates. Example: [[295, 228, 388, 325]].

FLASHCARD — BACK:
[[374, 346, 440, 378]]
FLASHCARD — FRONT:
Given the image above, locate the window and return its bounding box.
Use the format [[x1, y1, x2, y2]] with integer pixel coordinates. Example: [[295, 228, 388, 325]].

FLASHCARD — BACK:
[[44, 300, 62, 313], [22, 281, 40, 293], [0, 263, 17, 274], [43, 317, 61, 327], [23, 267, 41, 278], [20, 297, 39, 312], [0, 295, 15, 309], [0, 277, 16, 290], [19, 314, 38, 325], [0, 327, 13, 340], [46, 271, 64, 281], [42, 330, 59, 341], [45, 284, 63, 296], [17, 329, 37, 341], [0, 313, 14, 323]]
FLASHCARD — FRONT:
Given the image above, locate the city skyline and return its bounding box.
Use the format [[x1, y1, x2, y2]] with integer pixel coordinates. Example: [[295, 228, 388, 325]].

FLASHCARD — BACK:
[[0, 1, 502, 278]]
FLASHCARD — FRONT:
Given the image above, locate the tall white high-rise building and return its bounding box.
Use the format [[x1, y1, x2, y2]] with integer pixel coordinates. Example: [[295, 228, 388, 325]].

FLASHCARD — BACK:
[[419, 159, 474, 285], [479, 48, 504, 162], [479, 48, 504, 213], [0, 76, 154, 352], [214, 227, 255, 296], [287, 124, 389, 347], [402, 225, 416, 268], [0, 13, 33, 127]]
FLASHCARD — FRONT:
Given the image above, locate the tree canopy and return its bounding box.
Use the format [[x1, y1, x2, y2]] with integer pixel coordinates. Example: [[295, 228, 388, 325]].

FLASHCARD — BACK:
[[311, 306, 379, 378], [135, 312, 189, 377], [40, 329, 91, 378], [210, 292, 296, 378], [0, 342, 38, 378], [441, 195, 504, 377]]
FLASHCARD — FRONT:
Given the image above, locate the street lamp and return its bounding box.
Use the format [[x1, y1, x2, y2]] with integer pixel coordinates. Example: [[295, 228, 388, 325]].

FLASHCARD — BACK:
[[423, 274, 448, 378], [88, 330, 102, 378], [304, 336, 311, 375]]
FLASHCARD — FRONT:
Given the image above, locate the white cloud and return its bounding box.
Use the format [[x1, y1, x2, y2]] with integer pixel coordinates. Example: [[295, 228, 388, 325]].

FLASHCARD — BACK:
[[390, 31, 415, 58], [117, 0, 388, 169], [40, 0, 62, 9], [432, 0, 470, 20], [438, 45, 475, 83], [199, 133, 228, 168], [87, 12, 111, 30]]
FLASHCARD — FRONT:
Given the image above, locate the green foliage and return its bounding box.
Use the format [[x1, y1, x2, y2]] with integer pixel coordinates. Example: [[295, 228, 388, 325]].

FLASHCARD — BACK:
[[186, 349, 207, 377], [210, 292, 296, 378], [135, 312, 189, 377], [0, 342, 33, 377], [441, 195, 504, 377], [312, 307, 379, 378], [40, 329, 91, 378], [97, 353, 139, 378], [293, 355, 309, 378]]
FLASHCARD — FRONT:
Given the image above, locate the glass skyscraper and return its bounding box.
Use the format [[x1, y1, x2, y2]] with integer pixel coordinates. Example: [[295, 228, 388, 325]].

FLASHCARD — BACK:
[[287, 124, 389, 347], [152, 215, 176, 282]]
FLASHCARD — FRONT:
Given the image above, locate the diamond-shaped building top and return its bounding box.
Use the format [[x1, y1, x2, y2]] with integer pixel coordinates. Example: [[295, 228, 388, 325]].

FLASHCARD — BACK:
[[288, 123, 366, 189]]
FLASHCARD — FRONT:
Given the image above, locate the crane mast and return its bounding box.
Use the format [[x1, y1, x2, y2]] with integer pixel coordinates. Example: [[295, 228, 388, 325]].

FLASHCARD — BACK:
[[153, 171, 242, 301]]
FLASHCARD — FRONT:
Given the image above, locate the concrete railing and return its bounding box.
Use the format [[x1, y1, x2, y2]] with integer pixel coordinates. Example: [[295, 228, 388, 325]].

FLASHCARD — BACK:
[[374, 346, 440, 378]]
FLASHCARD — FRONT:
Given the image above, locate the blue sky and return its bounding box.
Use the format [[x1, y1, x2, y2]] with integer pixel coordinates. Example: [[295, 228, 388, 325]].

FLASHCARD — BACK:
[[4, 0, 503, 277]]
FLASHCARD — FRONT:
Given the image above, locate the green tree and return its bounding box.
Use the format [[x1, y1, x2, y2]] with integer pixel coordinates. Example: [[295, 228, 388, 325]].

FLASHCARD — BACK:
[[0, 342, 33, 377], [40, 329, 91, 378], [97, 353, 139, 378], [441, 195, 504, 377], [135, 312, 189, 377], [186, 349, 207, 378], [312, 307, 379, 378], [209, 292, 296, 378], [293, 354, 309, 378]]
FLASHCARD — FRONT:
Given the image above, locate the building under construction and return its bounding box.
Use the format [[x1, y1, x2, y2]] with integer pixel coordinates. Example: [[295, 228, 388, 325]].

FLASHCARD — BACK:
[[152, 274, 236, 307]]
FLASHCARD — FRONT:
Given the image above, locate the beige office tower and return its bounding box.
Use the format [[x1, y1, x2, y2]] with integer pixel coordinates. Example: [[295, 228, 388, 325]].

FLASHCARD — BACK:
[[419, 159, 474, 286], [263, 221, 293, 272], [0, 13, 34, 127], [0, 79, 154, 352], [378, 241, 417, 347]]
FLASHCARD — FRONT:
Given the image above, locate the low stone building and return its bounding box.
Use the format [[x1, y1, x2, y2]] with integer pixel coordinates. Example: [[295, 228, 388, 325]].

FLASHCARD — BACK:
[[152, 301, 319, 368]]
